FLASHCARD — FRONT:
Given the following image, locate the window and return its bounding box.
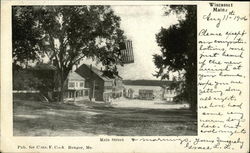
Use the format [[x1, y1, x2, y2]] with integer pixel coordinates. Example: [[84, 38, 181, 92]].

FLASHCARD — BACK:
[[104, 86, 112, 90], [75, 82, 78, 88], [77, 91, 80, 97], [78, 90, 83, 96], [116, 80, 122, 87], [94, 84, 100, 90], [69, 82, 74, 88], [80, 82, 84, 87], [85, 82, 90, 88]]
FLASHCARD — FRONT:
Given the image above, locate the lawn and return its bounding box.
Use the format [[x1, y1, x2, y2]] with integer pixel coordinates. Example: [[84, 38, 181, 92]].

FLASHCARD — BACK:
[[13, 100, 197, 136]]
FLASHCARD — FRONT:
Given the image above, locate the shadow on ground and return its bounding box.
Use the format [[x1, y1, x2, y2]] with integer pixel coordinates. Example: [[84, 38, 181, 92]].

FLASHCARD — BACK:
[[13, 100, 197, 136]]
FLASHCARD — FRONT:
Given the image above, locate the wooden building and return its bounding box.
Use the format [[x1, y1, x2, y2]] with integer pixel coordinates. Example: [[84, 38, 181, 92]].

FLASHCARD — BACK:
[[123, 80, 180, 102], [161, 83, 181, 102], [162, 88, 179, 102], [75, 64, 123, 102], [138, 89, 154, 100], [64, 71, 89, 102]]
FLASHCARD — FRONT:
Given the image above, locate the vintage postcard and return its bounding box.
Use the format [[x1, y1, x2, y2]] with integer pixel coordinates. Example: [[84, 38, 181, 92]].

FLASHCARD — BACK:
[[1, 1, 249, 153]]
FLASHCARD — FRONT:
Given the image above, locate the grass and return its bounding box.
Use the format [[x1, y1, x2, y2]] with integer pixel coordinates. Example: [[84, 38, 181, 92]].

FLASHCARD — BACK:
[[13, 100, 197, 136]]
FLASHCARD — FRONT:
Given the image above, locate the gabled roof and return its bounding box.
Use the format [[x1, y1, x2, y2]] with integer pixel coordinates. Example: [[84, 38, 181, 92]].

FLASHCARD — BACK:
[[77, 64, 122, 81], [68, 71, 85, 81], [89, 65, 111, 81]]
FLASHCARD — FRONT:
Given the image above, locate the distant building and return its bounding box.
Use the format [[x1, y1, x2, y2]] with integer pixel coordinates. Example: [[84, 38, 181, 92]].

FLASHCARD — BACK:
[[75, 64, 123, 102], [161, 86, 179, 102], [138, 89, 154, 100], [123, 80, 180, 102], [63, 71, 89, 102], [123, 81, 162, 100]]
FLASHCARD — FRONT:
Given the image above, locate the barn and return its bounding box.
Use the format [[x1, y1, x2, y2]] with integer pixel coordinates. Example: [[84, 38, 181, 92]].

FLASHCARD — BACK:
[[75, 64, 123, 102]]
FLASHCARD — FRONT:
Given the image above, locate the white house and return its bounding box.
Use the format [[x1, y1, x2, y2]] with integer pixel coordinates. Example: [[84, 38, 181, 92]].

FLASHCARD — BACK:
[[64, 71, 89, 102]]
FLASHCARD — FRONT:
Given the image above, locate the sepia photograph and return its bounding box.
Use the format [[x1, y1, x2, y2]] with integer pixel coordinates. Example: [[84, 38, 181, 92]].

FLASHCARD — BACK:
[[12, 5, 197, 136]]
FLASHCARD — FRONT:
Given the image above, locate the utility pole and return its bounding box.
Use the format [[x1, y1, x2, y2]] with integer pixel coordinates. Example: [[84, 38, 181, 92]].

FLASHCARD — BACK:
[[90, 64, 95, 102], [93, 80, 95, 101]]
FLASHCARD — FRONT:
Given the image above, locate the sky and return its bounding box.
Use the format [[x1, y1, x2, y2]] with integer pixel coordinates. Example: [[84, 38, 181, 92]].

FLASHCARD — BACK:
[[80, 5, 179, 80], [29, 5, 179, 80], [112, 5, 178, 80]]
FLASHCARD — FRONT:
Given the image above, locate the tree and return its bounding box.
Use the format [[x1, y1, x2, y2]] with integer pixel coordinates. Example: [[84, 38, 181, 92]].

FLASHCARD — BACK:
[[153, 5, 197, 112], [12, 7, 41, 69], [12, 6, 126, 101], [13, 70, 42, 90]]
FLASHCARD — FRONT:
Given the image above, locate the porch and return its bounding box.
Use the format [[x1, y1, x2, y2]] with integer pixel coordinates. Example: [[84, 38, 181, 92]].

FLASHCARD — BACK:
[[64, 88, 89, 102]]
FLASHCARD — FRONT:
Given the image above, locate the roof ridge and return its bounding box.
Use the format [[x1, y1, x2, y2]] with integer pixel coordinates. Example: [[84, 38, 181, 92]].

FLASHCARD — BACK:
[[68, 71, 85, 81], [81, 63, 122, 80]]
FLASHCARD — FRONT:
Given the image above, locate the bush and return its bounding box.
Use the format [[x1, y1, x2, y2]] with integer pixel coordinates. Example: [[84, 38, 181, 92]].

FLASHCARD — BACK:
[[13, 70, 42, 90]]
